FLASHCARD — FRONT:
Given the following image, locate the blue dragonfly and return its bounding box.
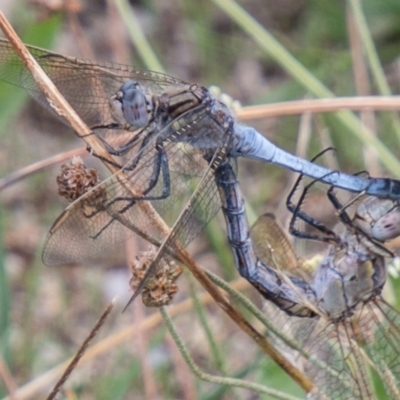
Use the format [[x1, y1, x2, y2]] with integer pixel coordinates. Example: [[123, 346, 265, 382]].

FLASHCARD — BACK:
[[1, 39, 400, 305]]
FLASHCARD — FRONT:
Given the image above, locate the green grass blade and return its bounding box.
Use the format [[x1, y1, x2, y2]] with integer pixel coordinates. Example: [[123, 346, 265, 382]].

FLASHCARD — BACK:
[[0, 205, 10, 369], [114, 0, 164, 72], [212, 0, 400, 175], [348, 0, 400, 143]]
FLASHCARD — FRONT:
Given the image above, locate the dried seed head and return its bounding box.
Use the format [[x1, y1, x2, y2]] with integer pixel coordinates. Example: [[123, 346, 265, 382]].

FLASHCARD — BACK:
[[129, 246, 183, 307], [57, 156, 105, 204]]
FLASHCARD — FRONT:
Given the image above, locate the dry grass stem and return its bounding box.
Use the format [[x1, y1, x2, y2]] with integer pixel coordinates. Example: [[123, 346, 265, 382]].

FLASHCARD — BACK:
[[46, 300, 115, 400], [0, 147, 87, 192], [237, 96, 400, 120]]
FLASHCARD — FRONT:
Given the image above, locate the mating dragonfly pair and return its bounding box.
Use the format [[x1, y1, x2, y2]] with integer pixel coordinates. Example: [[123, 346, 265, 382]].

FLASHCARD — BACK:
[[1, 39, 400, 283], [1, 39, 400, 398], [217, 156, 400, 398]]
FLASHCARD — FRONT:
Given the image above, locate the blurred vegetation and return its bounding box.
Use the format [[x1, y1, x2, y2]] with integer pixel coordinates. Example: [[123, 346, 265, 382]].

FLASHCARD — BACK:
[[1, 0, 400, 399]]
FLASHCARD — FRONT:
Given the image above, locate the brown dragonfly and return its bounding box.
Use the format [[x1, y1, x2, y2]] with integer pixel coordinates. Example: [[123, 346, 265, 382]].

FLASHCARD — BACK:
[[215, 157, 400, 399]]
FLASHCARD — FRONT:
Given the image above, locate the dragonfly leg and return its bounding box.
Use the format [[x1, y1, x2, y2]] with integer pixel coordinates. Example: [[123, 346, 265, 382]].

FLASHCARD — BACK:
[[327, 185, 354, 226], [95, 134, 134, 159], [90, 108, 159, 158], [286, 149, 342, 244], [87, 150, 169, 239], [286, 149, 340, 242], [105, 143, 171, 207], [288, 175, 341, 244], [141, 141, 170, 198], [78, 141, 172, 242], [95, 133, 172, 212], [91, 126, 157, 170]]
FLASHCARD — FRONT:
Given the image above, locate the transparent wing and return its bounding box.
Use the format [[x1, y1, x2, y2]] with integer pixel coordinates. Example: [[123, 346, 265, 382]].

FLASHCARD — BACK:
[[251, 213, 298, 269], [363, 300, 400, 398], [0, 38, 189, 129], [0, 39, 234, 266], [263, 297, 400, 399], [250, 213, 313, 281], [42, 102, 229, 264]]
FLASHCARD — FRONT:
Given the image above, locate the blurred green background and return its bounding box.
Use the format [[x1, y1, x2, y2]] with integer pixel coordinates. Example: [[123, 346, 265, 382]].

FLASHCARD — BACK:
[[1, 0, 400, 399]]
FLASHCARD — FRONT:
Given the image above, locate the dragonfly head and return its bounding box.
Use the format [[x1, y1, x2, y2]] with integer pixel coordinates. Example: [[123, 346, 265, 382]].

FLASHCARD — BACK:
[[371, 206, 400, 242], [109, 80, 150, 129], [352, 198, 400, 242]]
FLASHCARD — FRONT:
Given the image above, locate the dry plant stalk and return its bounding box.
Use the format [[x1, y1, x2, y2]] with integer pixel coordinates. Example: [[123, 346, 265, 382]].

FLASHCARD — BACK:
[[0, 147, 87, 192], [0, 13, 314, 392], [46, 300, 115, 400], [237, 96, 400, 120]]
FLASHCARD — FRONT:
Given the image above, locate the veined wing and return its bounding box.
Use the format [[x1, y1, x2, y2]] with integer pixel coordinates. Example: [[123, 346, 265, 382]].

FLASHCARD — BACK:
[[250, 213, 315, 281], [252, 211, 400, 398], [266, 296, 400, 399], [126, 134, 233, 306], [42, 97, 229, 265], [5, 38, 400, 206], [0, 38, 190, 129], [0, 38, 237, 272]]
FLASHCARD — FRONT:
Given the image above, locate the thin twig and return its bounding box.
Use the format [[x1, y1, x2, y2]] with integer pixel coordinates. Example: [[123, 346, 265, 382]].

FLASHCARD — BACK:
[[46, 300, 115, 400], [0, 147, 87, 192], [236, 96, 400, 120]]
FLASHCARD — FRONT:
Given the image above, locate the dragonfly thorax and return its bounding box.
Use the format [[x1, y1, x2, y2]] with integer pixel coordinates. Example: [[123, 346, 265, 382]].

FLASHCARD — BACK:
[[163, 84, 204, 119], [311, 236, 387, 320]]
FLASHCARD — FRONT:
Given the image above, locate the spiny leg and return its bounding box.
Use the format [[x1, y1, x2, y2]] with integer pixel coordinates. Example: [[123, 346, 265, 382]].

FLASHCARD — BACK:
[[88, 147, 170, 240], [327, 185, 355, 227], [326, 170, 370, 227], [82, 140, 172, 241], [286, 148, 341, 244], [96, 138, 172, 211], [286, 148, 337, 233], [91, 125, 157, 171]]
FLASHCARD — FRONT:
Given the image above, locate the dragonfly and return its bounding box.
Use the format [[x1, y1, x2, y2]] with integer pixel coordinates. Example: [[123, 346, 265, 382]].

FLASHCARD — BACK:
[[215, 158, 400, 398], [2, 39, 400, 303]]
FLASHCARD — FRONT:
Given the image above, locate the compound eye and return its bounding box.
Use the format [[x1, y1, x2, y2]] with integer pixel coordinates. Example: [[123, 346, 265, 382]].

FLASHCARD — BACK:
[[120, 81, 148, 128], [372, 208, 400, 241]]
